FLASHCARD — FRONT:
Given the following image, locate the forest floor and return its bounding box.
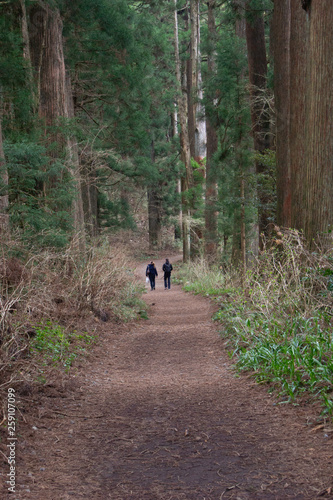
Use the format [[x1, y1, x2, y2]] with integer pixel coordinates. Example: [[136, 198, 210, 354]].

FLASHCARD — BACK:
[[2, 255, 333, 499]]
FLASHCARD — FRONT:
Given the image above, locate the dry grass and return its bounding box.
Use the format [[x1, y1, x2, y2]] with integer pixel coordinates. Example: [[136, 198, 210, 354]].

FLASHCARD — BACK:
[[248, 228, 333, 319], [0, 236, 145, 390]]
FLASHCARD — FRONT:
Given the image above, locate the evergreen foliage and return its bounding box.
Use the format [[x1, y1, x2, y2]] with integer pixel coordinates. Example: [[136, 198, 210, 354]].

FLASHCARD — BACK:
[[0, 5, 34, 136], [4, 141, 72, 248], [202, 19, 257, 258], [0, 0, 283, 257], [0, 0, 183, 244], [0, 0, 273, 254]]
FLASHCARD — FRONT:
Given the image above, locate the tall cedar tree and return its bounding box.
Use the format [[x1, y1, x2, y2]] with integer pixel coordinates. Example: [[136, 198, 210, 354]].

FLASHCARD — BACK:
[[245, 0, 270, 243], [174, 0, 192, 261], [290, 1, 307, 232], [28, 2, 85, 241], [304, 0, 333, 248], [272, 0, 291, 228], [204, 0, 219, 259]]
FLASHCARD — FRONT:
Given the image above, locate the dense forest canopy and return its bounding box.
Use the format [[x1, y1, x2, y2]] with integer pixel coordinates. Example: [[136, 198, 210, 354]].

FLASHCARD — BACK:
[[0, 0, 332, 260]]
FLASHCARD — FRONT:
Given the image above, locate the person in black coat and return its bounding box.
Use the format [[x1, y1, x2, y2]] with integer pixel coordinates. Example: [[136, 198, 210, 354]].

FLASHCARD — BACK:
[[146, 261, 158, 290], [162, 258, 173, 290]]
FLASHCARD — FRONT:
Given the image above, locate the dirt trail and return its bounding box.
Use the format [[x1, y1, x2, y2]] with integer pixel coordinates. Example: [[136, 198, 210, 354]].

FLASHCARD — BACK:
[[8, 257, 333, 499]]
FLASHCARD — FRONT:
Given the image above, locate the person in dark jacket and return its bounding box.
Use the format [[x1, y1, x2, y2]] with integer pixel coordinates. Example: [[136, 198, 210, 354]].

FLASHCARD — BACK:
[[146, 261, 158, 290], [162, 258, 173, 290]]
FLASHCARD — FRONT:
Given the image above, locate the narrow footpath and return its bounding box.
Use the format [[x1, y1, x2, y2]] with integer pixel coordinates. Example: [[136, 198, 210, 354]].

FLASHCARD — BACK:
[[13, 257, 333, 499]]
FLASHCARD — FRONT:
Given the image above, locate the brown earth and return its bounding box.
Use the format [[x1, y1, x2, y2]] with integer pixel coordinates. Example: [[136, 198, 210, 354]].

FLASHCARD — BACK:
[[2, 256, 333, 499]]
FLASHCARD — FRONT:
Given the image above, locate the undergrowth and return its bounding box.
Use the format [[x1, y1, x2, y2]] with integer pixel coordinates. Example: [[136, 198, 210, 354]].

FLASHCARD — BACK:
[[30, 321, 96, 371], [174, 257, 227, 296], [178, 230, 333, 418], [0, 235, 147, 388]]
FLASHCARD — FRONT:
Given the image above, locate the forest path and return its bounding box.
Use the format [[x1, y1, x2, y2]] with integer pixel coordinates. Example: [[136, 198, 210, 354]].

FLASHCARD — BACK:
[[15, 256, 333, 499]]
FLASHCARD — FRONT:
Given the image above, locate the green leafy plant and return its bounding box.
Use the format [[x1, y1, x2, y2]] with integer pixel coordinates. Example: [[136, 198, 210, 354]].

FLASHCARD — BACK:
[[30, 321, 96, 370]]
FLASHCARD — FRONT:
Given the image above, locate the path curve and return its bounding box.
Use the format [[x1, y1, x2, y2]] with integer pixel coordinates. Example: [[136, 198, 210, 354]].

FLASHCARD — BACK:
[[14, 256, 333, 499]]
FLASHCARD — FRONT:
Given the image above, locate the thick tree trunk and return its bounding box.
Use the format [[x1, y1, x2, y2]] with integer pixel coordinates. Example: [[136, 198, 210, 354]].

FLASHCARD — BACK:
[[20, 0, 31, 61], [65, 73, 85, 249], [187, 1, 196, 160], [272, 0, 291, 227], [188, 0, 206, 161], [245, 4, 270, 243], [304, 0, 333, 248], [290, 2, 308, 232], [204, 0, 218, 259], [29, 1, 68, 198], [171, 108, 182, 241], [20, 0, 37, 112], [234, 7, 247, 273], [29, 4, 67, 131], [29, 3, 87, 244], [186, 0, 206, 257]]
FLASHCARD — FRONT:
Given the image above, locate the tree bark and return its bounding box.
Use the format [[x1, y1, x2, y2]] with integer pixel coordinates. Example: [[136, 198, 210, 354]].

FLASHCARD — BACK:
[[272, 0, 291, 228], [29, 3, 88, 244], [0, 117, 9, 233], [148, 189, 161, 250], [187, 0, 206, 257], [187, 0, 197, 160], [189, 0, 206, 161], [174, 0, 192, 262], [29, 1, 67, 197], [289, 1, 308, 232], [20, 0, 37, 112], [304, 0, 333, 248], [29, 3, 67, 130], [204, 0, 218, 259], [171, 107, 183, 241], [80, 148, 99, 238], [240, 174, 246, 280], [245, 3, 270, 243], [148, 140, 161, 250], [233, 5, 247, 273], [65, 72, 86, 250]]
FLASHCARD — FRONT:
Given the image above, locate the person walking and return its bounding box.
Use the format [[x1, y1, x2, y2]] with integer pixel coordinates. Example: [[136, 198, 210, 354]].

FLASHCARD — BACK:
[[146, 261, 158, 290], [162, 258, 173, 290]]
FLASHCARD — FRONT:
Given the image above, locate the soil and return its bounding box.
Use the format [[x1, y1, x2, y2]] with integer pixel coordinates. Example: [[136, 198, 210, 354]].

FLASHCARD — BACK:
[[2, 256, 333, 499]]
